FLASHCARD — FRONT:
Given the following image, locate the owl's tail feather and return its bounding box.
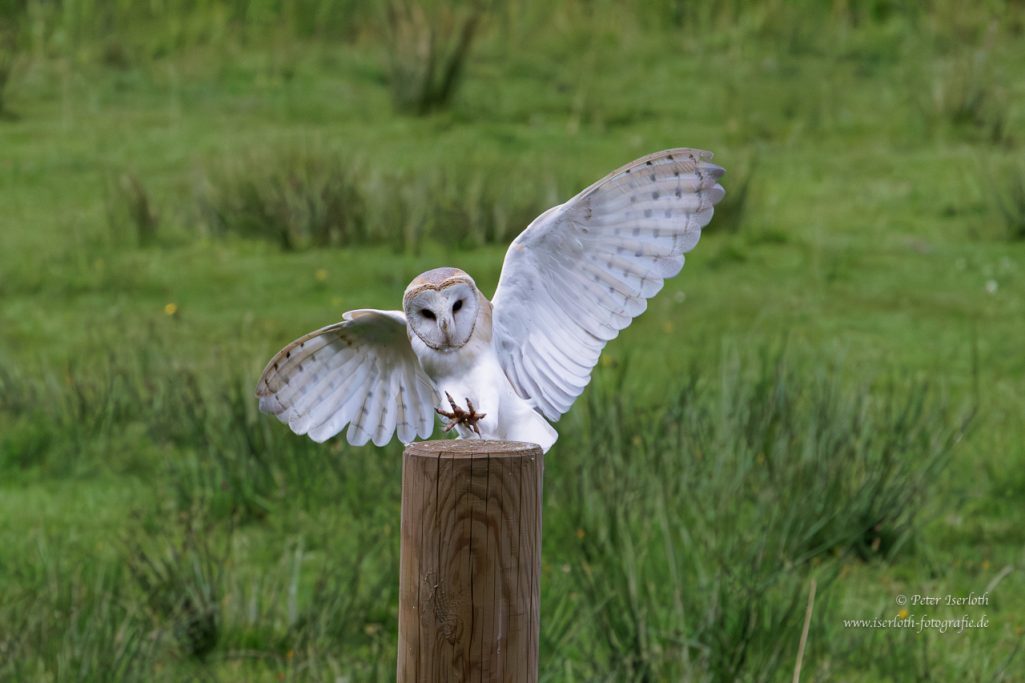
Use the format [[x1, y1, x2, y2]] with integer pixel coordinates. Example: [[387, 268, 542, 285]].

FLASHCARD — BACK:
[[516, 410, 558, 454]]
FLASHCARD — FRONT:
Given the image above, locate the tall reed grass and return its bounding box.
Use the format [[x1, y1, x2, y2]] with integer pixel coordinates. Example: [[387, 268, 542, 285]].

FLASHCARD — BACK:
[[0, 11, 19, 119], [105, 172, 160, 246], [994, 159, 1025, 241], [191, 147, 559, 250], [384, 0, 484, 115], [0, 340, 971, 680], [540, 352, 968, 679]]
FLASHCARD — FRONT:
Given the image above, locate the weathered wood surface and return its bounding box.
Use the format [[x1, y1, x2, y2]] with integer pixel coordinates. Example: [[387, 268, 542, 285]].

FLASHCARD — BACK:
[[397, 440, 543, 683]]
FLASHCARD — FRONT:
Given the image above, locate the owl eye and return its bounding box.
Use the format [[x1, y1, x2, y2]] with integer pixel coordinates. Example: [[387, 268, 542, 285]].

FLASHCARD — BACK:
[[421, 309, 436, 320], [452, 299, 463, 313]]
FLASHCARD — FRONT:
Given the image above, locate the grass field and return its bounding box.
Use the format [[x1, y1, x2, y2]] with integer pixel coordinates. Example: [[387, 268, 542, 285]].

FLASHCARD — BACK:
[[1, 1, 1024, 680]]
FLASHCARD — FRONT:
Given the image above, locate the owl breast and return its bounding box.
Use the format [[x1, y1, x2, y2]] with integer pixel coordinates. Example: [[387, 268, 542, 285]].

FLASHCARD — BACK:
[[409, 319, 558, 452]]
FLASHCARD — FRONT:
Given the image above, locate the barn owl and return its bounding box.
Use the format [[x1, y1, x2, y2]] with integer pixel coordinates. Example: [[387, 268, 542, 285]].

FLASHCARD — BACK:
[[257, 148, 725, 453]]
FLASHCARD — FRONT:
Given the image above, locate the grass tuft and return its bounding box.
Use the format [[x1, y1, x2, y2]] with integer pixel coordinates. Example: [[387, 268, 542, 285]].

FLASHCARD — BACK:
[[105, 172, 161, 247], [384, 0, 484, 115], [925, 45, 1009, 143], [0, 558, 156, 682], [194, 146, 555, 250], [127, 512, 226, 660], [994, 158, 1025, 241], [0, 18, 18, 120], [195, 148, 366, 251]]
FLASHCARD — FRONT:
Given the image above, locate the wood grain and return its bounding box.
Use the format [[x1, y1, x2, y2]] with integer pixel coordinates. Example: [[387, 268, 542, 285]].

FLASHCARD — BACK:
[[397, 440, 543, 683]]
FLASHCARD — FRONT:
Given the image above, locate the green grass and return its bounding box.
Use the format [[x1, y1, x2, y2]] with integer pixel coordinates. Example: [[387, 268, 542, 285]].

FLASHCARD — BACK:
[[2, 1, 1025, 680]]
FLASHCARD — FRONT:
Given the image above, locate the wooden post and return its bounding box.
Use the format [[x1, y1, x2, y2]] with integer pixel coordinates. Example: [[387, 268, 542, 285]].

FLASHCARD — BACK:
[[397, 440, 543, 683]]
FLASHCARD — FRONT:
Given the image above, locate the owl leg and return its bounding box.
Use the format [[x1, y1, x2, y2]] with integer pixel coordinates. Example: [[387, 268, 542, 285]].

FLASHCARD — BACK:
[[436, 392, 487, 436]]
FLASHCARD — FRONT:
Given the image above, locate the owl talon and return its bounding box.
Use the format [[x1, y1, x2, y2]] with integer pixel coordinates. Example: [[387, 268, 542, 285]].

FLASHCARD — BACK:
[[436, 392, 486, 436]]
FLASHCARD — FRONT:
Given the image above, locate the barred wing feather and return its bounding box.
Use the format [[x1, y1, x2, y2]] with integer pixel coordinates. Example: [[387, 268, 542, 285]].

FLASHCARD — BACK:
[[256, 309, 436, 446], [491, 148, 724, 420]]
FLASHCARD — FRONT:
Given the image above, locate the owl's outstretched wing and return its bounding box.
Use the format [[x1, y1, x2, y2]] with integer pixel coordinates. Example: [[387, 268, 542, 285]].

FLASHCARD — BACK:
[[256, 309, 437, 446], [491, 148, 724, 420]]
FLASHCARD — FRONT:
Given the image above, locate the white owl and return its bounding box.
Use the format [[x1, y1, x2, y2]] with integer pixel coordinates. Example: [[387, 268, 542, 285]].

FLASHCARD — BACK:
[[257, 148, 725, 453]]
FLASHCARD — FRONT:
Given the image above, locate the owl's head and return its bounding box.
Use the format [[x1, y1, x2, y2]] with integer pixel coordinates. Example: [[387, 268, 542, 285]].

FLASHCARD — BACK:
[[403, 267, 481, 351]]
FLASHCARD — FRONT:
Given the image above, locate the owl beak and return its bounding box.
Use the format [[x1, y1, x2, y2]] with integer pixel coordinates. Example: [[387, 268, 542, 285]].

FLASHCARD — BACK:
[[439, 317, 451, 345]]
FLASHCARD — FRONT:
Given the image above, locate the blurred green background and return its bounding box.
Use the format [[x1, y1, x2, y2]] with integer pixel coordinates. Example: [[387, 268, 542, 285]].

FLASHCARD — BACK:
[[1, 0, 1024, 680]]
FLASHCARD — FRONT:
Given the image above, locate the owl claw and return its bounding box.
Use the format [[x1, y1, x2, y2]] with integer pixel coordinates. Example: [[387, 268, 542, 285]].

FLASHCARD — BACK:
[[436, 392, 486, 437]]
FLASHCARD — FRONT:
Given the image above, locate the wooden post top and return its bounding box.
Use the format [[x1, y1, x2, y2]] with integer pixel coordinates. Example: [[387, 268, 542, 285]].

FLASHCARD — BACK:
[[404, 439, 542, 459]]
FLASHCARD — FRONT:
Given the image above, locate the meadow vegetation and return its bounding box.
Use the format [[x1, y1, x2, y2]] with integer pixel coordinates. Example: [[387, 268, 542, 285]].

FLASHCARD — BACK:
[[1, 0, 1023, 680]]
